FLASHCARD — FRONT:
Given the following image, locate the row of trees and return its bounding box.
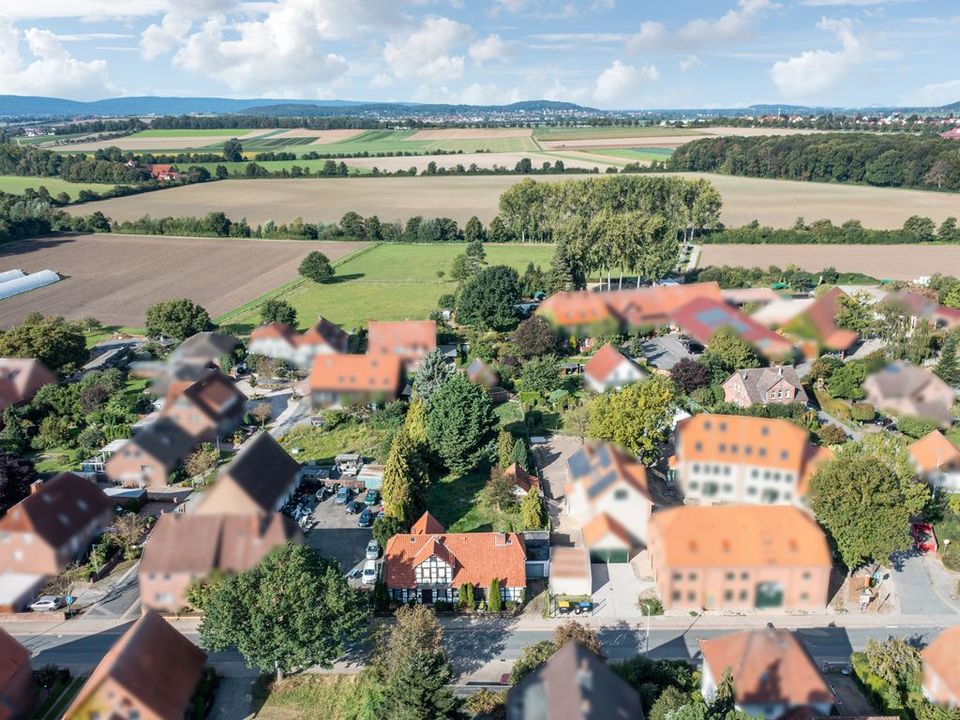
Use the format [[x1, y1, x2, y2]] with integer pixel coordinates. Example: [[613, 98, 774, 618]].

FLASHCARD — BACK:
[[702, 216, 960, 245], [669, 133, 960, 191]]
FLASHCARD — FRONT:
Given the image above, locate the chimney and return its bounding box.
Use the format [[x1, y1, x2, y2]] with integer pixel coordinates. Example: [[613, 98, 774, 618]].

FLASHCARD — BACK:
[[778, 366, 783, 376]]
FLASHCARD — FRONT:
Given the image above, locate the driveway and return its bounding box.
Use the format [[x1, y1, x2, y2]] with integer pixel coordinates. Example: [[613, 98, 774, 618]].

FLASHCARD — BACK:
[[531, 434, 584, 547], [304, 492, 374, 575], [890, 551, 959, 616], [589, 562, 656, 619]]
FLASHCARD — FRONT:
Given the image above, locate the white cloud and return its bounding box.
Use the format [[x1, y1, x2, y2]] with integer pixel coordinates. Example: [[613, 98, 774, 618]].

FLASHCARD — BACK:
[[801, 0, 898, 5], [383, 17, 470, 82], [0, 25, 118, 99], [905, 79, 960, 107], [679, 54, 704, 72], [469, 34, 508, 65], [140, 13, 192, 60], [768, 17, 872, 99], [628, 0, 776, 52], [593, 59, 659, 106], [55, 33, 135, 42]]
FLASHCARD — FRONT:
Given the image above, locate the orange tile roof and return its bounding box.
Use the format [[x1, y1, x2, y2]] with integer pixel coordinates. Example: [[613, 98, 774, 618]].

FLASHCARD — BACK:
[[384, 530, 526, 589], [549, 546, 591, 579], [670, 297, 795, 358], [797, 445, 835, 496], [538, 283, 722, 329], [701, 629, 835, 708], [584, 343, 630, 384], [909, 431, 960, 474], [787, 287, 859, 351], [308, 353, 402, 393], [649, 505, 831, 569], [923, 626, 960, 700], [538, 291, 614, 327], [677, 414, 820, 475], [582, 513, 633, 548], [165, 369, 245, 421], [411, 511, 446, 535], [367, 320, 436, 362], [299, 316, 349, 349], [250, 321, 296, 343], [504, 463, 539, 494]]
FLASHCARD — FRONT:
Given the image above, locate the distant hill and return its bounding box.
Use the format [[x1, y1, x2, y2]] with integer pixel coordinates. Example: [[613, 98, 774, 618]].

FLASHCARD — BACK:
[[238, 99, 594, 117]]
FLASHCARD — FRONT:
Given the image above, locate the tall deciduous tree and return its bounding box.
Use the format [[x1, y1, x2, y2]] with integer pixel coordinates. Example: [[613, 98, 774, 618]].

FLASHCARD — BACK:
[[703, 326, 760, 373], [144, 299, 212, 341], [0, 315, 88, 374], [198, 544, 367, 678], [259, 299, 297, 326], [456, 265, 522, 331], [512, 315, 560, 358], [587, 376, 677, 463], [299, 251, 335, 284], [425, 374, 497, 473]]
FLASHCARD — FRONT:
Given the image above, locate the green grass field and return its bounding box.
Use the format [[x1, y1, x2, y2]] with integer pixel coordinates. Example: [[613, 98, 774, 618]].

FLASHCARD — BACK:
[[134, 128, 261, 137], [533, 126, 702, 140], [0, 175, 117, 196], [189, 159, 371, 175], [588, 147, 675, 161], [217, 242, 555, 334]]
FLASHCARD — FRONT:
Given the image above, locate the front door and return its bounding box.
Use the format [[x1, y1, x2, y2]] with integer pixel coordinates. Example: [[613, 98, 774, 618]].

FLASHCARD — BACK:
[[421, 589, 433, 605], [754, 582, 784, 608]]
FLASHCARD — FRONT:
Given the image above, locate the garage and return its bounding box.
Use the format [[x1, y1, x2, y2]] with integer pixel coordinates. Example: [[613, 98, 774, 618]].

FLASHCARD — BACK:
[[589, 548, 630, 564]]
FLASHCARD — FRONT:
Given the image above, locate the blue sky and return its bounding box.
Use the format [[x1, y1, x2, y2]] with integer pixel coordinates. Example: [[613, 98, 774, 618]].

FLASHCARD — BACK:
[[0, 0, 958, 108]]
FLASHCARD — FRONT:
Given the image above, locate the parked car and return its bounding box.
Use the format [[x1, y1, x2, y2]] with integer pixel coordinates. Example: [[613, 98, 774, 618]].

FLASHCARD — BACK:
[[912, 522, 937, 553], [365, 539, 380, 560], [362, 560, 378, 585], [364, 490, 379, 506], [346, 500, 364, 515], [335, 487, 353, 505], [358, 508, 378, 527], [30, 595, 64, 612], [346, 567, 362, 580], [316, 485, 334, 502]]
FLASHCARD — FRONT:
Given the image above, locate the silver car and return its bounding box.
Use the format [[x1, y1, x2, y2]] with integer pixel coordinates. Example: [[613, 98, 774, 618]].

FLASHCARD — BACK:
[[365, 539, 380, 560], [361, 560, 378, 585], [30, 595, 64, 612]]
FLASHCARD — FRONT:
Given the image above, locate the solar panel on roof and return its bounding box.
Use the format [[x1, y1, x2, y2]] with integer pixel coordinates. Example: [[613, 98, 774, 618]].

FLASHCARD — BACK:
[[587, 470, 618, 498], [0, 270, 60, 301], [568, 450, 591, 479], [696, 307, 733, 328], [595, 443, 611, 467]]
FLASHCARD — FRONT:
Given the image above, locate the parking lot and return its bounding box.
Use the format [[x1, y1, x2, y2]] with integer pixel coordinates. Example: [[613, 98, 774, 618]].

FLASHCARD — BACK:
[[301, 486, 381, 579]]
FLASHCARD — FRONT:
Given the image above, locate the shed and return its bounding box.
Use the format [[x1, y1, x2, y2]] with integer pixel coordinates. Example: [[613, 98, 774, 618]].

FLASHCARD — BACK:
[[549, 546, 592, 598], [357, 464, 385, 490]]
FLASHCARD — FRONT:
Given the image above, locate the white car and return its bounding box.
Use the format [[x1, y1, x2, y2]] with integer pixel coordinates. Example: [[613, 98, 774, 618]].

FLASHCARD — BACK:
[[30, 595, 64, 612], [361, 560, 378, 585], [365, 539, 380, 560]]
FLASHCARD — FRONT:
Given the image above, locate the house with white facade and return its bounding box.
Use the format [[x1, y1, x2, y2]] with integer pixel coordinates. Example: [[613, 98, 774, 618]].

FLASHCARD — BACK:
[[910, 431, 960, 493], [248, 317, 348, 369], [583, 344, 646, 393]]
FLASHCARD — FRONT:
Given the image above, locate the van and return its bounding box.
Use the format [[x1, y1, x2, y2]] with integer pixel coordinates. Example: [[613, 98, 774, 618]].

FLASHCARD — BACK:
[[361, 560, 378, 585]]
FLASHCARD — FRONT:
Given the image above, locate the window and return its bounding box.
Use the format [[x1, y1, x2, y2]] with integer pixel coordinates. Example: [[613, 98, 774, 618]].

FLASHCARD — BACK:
[[739, 590, 748, 601], [725, 572, 735, 580], [689, 481, 700, 490], [741, 572, 749, 580], [723, 484, 733, 493], [704, 420, 712, 430], [802, 571, 811, 580], [800, 592, 809, 601], [724, 590, 734, 601], [751, 469, 759, 479], [688, 571, 697, 580], [759, 448, 767, 457], [719, 421, 727, 431], [719, 443, 726, 453], [614, 489, 628, 500], [695, 442, 703, 451], [693, 463, 700, 473], [731, 444, 738, 454], [672, 591, 681, 601], [687, 591, 696, 602], [745, 446, 753, 456], [747, 487, 757, 495], [673, 572, 683, 581]]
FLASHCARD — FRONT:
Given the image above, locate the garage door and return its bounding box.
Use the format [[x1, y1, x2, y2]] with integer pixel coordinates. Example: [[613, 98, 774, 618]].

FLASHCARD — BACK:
[[589, 548, 629, 563]]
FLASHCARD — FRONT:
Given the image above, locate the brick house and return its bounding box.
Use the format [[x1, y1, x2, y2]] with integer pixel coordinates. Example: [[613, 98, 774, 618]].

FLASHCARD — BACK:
[[722, 366, 809, 408], [701, 629, 835, 720], [139, 511, 299, 612], [308, 353, 403, 408], [0, 358, 55, 410], [384, 512, 526, 606], [647, 505, 832, 611], [669, 415, 831, 505], [196, 432, 301, 516], [65, 610, 205, 720], [0, 473, 113, 576], [923, 625, 960, 708], [104, 417, 196, 488], [248, 316, 349, 369], [583, 344, 647, 393], [0, 627, 33, 720], [367, 320, 437, 370], [864, 361, 956, 428], [162, 368, 246, 441]]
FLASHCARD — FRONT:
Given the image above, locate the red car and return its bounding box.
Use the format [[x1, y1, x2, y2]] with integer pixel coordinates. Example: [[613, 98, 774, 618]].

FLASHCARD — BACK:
[[911, 522, 937, 554]]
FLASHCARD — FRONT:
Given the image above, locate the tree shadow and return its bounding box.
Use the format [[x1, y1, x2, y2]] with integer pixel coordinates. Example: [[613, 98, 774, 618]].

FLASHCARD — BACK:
[[443, 616, 512, 676], [329, 273, 365, 284], [0, 234, 75, 259]]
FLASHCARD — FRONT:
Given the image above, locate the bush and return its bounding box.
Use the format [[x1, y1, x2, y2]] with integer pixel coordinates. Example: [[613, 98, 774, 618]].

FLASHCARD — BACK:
[[896, 416, 940, 439], [299, 251, 335, 283], [433, 600, 454, 612], [850, 402, 876, 422], [818, 424, 848, 445], [464, 688, 505, 718], [638, 597, 664, 616]]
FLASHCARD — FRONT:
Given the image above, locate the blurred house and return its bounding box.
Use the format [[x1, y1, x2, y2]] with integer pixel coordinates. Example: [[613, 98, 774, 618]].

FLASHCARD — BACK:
[[647, 505, 831, 611], [162, 368, 246, 441], [722, 366, 808, 408], [781, 287, 859, 358], [883, 291, 960, 332], [669, 415, 831, 505], [583, 344, 647, 393], [466, 357, 499, 389], [384, 511, 526, 605], [548, 546, 592, 598], [0, 627, 33, 720], [923, 625, 960, 708], [65, 610, 205, 720], [104, 417, 196, 488], [565, 442, 653, 561], [168, 331, 238, 368], [864, 361, 955, 428], [700, 629, 835, 720], [909, 431, 960, 493], [196, 432, 301, 516], [308, 353, 402, 408], [367, 320, 436, 370], [139, 511, 299, 612], [0, 358, 55, 410], [0, 473, 113, 576], [248, 316, 349, 368], [506, 640, 642, 720], [670, 297, 795, 361]]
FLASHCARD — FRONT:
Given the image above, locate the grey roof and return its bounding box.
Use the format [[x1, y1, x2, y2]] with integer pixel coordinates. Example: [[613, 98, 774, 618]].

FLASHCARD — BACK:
[[726, 366, 808, 405], [638, 333, 693, 371], [506, 641, 642, 720], [170, 331, 238, 363], [129, 417, 196, 467], [867, 361, 941, 399], [221, 432, 301, 512]]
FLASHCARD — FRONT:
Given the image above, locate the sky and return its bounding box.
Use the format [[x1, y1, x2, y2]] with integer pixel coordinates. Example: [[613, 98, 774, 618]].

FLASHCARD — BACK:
[[0, 0, 958, 109]]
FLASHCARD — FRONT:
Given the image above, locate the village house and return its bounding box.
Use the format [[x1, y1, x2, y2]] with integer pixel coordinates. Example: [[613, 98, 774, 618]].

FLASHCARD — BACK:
[[0, 358, 55, 411], [139, 511, 299, 612], [196, 432, 301, 516], [909, 431, 960, 493], [308, 353, 403, 408], [506, 641, 642, 720], [583, 343, 647, 393], [883, 291, 960, 333], [864, 361, 956, 428], [700, 629, 835, 720], [145, 163, 181, 181], [367, 320, 436, 370], [565, 442, 654, 561], [648, 505, 831, 611], [0, 628, 33, 720], [104, 417, 196, 488], [162, 368, 246, 441], [384, 512, 526, 606], [781, 287, 859, 358], [503, 462, 540, 497], [248, 316, 349, 369], [65, 610, 205, 720], [722, 366, 809, 408], [669, 415, 831, 506], [670, 297, 796, 361], [168, 331, 238, 368], [923, 625, 960, 708], [0, 473, 113, 576]]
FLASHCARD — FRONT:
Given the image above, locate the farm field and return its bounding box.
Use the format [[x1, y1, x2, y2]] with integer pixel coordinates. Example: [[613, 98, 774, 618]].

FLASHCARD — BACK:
[[68, 173, 960, 229], [0, 234, 364, 328], [57, 128, 275, 152], [533, 126, 704, 140], [0, 175, 117, 196], [217, 242, 556, 334], [697, 244, 960, 281]]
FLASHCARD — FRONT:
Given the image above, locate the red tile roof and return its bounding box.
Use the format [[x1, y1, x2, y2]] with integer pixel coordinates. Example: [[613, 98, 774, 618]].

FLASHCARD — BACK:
[[0, 627, 30, 708], [411, 511, 445, 535], [909, 431, 960, 474], [504, 463, 539, 494], [385, 530, 526, 590], [367, 320, 436, 364], [0, 358, 55, 410], [308, 353, 402, 394], [796, 287, 859, 351], [539, 283, 722, 329], [584, 343, 631, 384], [923, 625, 960, 701], [165, 368, 245, 421], [671, 297, 794, 358]]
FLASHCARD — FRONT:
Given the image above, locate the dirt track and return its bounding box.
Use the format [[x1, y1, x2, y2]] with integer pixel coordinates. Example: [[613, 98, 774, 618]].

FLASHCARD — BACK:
[[0, 234, 364, 328]]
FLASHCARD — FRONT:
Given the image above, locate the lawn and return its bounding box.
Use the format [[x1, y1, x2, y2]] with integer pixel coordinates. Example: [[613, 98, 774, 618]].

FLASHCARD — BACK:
[[217, 242, 556, 335], [427, 465, 526, 533], [533, 126, 702, 140], [588, 147, 675, 161], [280, 422, 391, 465], [252, 674, 382, 720], [0, 175, 117, 196]]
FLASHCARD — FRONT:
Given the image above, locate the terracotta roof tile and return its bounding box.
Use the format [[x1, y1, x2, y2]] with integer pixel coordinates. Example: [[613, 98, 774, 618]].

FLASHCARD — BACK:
[[584, 344, 631, 384], [582, 513, 633, 547], [909, 431, 960, 474], [671, 297, 794, 358], [367, 320, 436, 364], [411, 511, 445, 535], [308, 353, 402, 394], [923, 625, 960, 701]]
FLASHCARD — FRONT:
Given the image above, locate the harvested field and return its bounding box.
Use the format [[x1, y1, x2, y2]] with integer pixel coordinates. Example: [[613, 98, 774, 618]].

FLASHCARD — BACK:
[[68, 173, 960, 230], [0, 234, 364, 328], [698, 244, 960, 281], [59, 129, 273, 153], [270, 129, 365, 142], [539, 135, 709, 150], [409, 127, 533, 140], [344, 151, 618, 172]]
